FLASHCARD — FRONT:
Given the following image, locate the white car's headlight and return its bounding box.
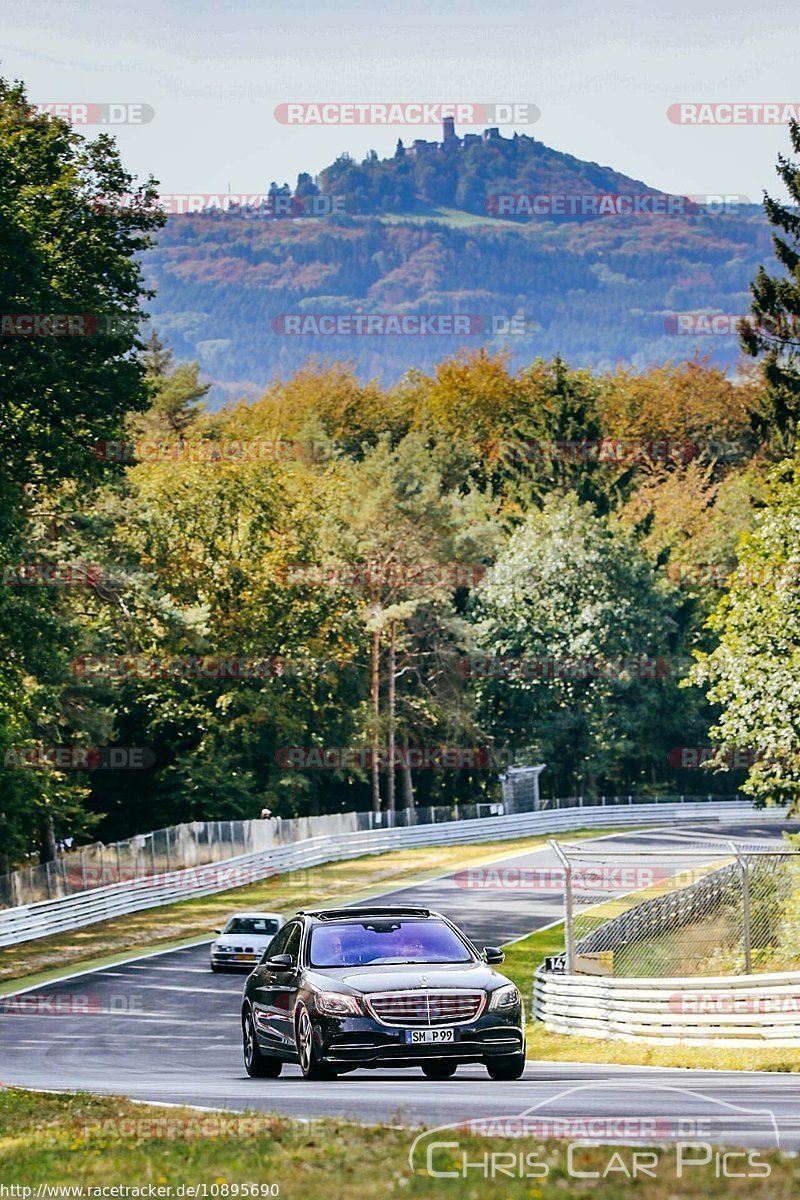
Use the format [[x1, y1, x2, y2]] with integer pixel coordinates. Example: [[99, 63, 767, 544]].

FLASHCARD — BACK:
[[488, 984, 519, 1011], [314, 991, 363, 1016]]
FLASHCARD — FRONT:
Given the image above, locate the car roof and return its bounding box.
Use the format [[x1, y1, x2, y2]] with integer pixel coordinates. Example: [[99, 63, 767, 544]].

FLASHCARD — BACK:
[[297, 905, 438, 922], [224, 911, 283, 920]]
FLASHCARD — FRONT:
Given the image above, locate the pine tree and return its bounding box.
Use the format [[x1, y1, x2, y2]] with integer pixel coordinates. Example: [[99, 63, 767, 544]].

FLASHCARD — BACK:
[[740, 119, 800, 454], [142, 330, 173, 379]]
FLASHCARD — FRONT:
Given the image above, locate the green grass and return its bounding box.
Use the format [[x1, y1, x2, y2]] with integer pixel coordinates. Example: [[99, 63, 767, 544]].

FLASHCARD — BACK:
[[500, 926, 800, 1072], [1, 1089, 796, 1198], [612, 911, 734, 977]]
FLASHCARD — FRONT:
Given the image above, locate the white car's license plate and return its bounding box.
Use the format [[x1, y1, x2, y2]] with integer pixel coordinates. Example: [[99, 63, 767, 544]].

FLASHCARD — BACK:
[[405, 1028, 456, 1044]]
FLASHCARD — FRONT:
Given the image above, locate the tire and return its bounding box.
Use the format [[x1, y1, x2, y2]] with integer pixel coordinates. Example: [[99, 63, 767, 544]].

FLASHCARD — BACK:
[[243, 1009, 282, 1078], [296, 1006, 335, 1080], [421, 1061, 458, 1080], [210, 963, 223, 973], [486, 1052, 526, 1081]]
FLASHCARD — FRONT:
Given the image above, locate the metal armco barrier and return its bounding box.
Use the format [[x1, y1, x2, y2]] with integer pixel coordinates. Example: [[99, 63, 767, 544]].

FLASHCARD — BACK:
[[534, 964, 800, 1046], [0, 799, 785, 947]]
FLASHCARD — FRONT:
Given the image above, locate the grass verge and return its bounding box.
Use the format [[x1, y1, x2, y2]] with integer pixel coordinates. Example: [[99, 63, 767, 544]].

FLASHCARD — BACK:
[[501, 926, 800, 1072], [0, 829, 624, 988], [0, 1089, 796, 1197]]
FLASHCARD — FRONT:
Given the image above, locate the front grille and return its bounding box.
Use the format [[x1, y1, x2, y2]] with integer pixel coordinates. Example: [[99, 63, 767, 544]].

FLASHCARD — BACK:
[[366, 990, 486, 1026]]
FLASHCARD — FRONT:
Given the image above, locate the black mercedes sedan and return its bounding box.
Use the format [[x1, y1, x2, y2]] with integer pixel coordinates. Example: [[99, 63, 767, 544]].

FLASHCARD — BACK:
[[240, 905, 526, 1080]]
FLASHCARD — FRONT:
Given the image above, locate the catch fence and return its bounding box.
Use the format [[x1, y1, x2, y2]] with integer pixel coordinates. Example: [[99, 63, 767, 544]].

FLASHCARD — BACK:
[[549, 830, 800, 977], [0, 792, 747, 909]]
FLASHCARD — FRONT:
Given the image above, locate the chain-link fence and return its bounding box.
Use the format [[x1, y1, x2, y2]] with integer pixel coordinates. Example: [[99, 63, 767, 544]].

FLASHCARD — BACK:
[[497, 768, 746, 813], [0, 800, 510, 908], [0, 819, 272, 908], [549, 830, 800, 977], [0, 791, 753, 910]]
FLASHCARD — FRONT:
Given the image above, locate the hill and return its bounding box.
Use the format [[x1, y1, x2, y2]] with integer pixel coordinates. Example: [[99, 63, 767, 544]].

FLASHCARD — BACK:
[[141, 125, 772, 400]]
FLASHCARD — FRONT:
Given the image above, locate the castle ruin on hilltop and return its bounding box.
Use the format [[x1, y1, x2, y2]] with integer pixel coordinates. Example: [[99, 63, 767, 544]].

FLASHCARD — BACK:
[[395, 118, 502, 158]]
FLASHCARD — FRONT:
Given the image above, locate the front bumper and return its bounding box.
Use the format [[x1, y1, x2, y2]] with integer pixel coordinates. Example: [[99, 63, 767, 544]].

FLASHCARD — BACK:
[[314, 1010, 525, 1067], [210, 951, 260, 970]]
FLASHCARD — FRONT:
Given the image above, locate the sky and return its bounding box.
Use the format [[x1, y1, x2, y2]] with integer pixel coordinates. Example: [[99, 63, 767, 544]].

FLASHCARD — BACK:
[[2, 0, 798, 203]]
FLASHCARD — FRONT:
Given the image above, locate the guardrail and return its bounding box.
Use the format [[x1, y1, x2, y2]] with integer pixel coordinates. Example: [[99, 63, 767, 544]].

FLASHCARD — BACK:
[[0, 798, 784, 948], [534, 964, 800, 1046]]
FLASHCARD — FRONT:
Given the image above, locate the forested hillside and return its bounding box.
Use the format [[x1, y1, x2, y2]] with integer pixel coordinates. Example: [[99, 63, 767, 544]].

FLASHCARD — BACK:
[[143, 132, 771, 399]]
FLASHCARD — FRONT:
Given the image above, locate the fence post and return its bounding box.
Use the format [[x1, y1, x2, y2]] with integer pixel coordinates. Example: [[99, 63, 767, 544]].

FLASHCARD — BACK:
[[742, 860, 752, 974], [550, 839, 574, 974], [730, 843, 752, 974]]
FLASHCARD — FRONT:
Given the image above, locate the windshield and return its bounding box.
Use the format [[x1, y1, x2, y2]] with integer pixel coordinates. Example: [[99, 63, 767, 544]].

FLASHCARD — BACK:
[[223, 917, 280, 936], [309, 918, 474, 967]]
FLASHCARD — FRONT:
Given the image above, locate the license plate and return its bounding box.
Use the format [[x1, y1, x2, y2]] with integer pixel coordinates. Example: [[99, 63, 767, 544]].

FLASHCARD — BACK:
[[235, 954, 255, 961], [405, 1028, 456, 1044]]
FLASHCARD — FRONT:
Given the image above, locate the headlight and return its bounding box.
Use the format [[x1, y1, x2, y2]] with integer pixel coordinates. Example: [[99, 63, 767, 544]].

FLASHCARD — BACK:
[[488, 984, 519, 1011], [314, 991, 363, 1016]]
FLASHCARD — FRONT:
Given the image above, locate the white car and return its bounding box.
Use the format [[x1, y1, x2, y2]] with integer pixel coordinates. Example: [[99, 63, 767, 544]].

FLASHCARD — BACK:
[[210, 911, 285, 972]]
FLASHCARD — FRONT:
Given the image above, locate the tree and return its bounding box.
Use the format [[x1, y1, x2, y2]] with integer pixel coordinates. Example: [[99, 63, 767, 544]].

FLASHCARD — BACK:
[[65, 452, 353, 830], [471, 492, 685, 796], [739, 118, 800, 455], [132, 337, 210, 439], [142, 330, 173, 379], [315, 435, 498, 814], [0, 79, 165, 487], [689, 461, 800, 810], [0, 77, 164, 865]]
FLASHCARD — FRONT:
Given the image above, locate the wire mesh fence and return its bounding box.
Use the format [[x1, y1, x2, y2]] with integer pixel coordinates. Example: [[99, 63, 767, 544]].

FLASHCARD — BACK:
[[549, 830, 800, 977], [0, 800, 507, 908], [0, 819, 269, 908], [0, 791, 753, 910]]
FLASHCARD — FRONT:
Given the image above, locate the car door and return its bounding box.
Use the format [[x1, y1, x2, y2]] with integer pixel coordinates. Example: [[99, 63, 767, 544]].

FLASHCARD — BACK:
[[252, 921, 302, 1052]]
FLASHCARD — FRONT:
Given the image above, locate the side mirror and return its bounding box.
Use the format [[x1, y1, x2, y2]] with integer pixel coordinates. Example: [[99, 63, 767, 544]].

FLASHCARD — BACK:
[[213, 929, 223, 935], [483, 946, 505, 965], [266, 953, 295, 969]]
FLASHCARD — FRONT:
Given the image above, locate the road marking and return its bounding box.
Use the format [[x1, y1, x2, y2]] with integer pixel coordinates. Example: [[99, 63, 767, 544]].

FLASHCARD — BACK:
[[0, 940, 216, 1000], [9, 1034, 231, 1043], [97, 983, 237, 995], [124, 965, 212, 973]]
